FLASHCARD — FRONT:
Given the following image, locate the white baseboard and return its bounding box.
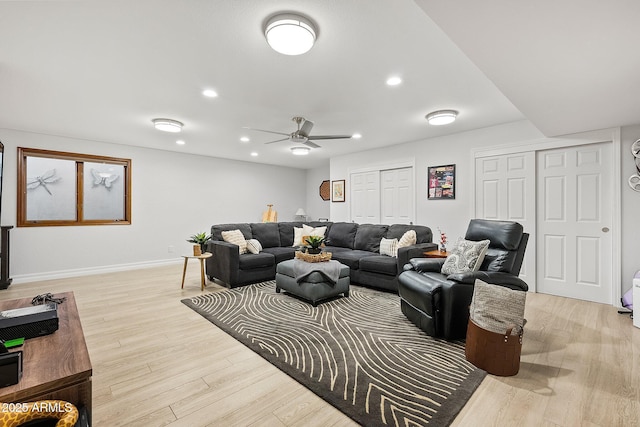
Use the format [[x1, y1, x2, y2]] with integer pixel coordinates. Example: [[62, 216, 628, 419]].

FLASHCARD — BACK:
[[11, 258, 183, 284]]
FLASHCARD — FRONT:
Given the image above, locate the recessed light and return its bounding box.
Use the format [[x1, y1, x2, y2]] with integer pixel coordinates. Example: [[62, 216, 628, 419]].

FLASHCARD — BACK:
[[240, 136, 250, 142], [291, 146, 311, 156], [386, 76, 402, 86], [176, 140, 185, 145], [202, 89, 218, 98], [351, 133, 362, 139], [250, 152, 258, 157], [426, 110, 458, 125], [152, 118, 183, 133]]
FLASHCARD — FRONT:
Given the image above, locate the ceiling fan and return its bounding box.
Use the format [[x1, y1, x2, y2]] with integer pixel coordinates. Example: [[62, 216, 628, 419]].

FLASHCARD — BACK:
[[245, 116, 352, 148]]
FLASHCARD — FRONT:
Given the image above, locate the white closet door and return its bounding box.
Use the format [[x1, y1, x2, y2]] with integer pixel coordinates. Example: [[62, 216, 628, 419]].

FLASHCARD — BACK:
[[350, 171, 380, 224], [475, 152, 536, 289], [537, 143, 613, 304], [381, 167, 413, 225]]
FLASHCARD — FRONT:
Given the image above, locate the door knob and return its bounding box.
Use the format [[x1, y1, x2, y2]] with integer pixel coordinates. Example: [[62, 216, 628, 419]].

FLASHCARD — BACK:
[[602, 227, 610, 233]]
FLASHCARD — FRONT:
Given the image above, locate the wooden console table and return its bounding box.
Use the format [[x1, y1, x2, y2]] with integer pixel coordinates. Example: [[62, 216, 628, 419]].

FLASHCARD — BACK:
[[0, 292, 92, 418]]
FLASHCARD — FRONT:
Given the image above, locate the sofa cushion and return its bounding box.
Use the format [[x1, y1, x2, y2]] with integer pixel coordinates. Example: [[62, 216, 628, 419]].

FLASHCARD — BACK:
[[359, 255, 397, 276], [250, 223, 281, 248], [398, 230, 417, 248], [330, 249, 373, 270], [326, 222, 358, 248], [238, 252, 274, 269], [387, 224, 432, 244], [262, 246, 297, 264], [441, 238, 490, 275], [212, 223, 252, 241], [221, 229, 248, 254], [354, 224, 388, 252], [278, 222, 304, 247]]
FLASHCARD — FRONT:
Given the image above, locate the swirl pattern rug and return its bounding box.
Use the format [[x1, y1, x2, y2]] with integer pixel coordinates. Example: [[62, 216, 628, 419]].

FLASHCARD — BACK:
[[182, 281, 485, 426]]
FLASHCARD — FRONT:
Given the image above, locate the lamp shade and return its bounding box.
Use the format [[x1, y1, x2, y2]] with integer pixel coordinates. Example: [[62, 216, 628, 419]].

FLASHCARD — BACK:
[[265, 14, 316, 55], [295, 208, 307, 216], [425, 110, 458, 126]]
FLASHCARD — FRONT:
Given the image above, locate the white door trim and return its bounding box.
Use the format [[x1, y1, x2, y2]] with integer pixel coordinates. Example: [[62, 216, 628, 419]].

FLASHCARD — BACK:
[[472, 128, 622, 307]]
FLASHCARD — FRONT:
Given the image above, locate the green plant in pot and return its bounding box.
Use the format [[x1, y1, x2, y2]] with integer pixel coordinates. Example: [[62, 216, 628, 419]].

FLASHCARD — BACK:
[[187, 232, 212, 255], [304, 236, 325, 255]]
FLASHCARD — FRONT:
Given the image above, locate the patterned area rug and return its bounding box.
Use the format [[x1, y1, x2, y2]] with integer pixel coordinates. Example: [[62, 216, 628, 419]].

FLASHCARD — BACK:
[[182, 281, 485, 426]]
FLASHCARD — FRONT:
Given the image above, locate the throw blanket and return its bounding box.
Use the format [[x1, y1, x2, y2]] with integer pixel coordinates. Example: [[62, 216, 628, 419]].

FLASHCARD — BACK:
[[293, 259, 341, 285]]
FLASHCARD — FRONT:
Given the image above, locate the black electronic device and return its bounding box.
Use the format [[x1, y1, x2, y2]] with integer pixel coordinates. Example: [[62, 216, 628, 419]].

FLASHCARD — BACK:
[[0, 350, 22, 387], [0, 302, 59, 341]]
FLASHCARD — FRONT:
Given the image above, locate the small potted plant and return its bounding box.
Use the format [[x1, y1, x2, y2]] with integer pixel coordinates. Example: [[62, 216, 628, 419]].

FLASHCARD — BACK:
[[304, 236, 325, 255], [187, 232, 212, 256]]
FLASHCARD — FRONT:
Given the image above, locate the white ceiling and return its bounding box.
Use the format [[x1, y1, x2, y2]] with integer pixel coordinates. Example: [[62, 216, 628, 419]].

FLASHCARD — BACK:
[[1, 1, 637, 169]]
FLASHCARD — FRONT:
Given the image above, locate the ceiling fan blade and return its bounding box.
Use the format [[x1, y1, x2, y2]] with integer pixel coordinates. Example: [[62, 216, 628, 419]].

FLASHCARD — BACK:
[[304, 140, 321, 149], [299, 119, 314, 137], [307, 134, 352, 140], [264, 137, 290, 145], [242, 126, 290, 137]]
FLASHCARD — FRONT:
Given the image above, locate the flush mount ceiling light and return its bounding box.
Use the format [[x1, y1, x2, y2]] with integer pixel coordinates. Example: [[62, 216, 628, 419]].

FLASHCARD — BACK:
[[291, 146, 310, 156], [265, 13, 317, 55], [425, 110, 458, 126], [152, 118, 183, 133], [351, 133, 362, 139], [386, 76, 402, 86]]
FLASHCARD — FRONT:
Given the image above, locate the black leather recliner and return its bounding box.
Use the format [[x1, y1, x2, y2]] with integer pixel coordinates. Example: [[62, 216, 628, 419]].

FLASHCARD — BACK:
[[398, 219, 529, 340]]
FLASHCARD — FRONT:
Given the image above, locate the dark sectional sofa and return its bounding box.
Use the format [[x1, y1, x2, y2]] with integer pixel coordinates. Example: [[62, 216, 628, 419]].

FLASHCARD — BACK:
[[206, 221, 436, 292]]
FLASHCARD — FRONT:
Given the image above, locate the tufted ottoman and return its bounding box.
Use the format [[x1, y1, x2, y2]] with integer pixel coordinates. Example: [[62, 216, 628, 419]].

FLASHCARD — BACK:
[[275, 259, 350, 306]]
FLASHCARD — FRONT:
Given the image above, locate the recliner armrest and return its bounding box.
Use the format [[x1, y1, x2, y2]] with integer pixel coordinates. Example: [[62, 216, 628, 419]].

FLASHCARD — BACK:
[[446, 271, 528, 291], [396, 242, 438, 271], [405, 257, 446, 273]]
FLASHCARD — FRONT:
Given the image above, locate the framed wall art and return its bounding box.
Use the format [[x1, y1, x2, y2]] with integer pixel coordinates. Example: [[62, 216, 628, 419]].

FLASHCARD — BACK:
[[319, 180, 330, 201], [332, 179, 345, 202], [428, 164, 455, 200], [17, 148, 132, 227]]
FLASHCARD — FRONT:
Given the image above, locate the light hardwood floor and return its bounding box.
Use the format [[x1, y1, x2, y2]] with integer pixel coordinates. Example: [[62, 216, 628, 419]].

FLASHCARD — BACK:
[[1, 265, 638, 426]]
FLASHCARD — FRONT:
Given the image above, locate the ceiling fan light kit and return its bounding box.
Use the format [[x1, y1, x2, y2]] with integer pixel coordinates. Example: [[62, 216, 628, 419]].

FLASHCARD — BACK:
[[426, 110, 458, 126], [245, 116, 351, 150], [265, 13, 316, 55], [152, 118, 183, 133], [291, 146, 310, 156]]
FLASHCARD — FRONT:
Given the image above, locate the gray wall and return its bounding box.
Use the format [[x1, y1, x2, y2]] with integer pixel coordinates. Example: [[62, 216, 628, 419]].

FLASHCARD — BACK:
[[305, 165, 330, 221], [0, 128, 307, 282], [621, 125, 640, 293]]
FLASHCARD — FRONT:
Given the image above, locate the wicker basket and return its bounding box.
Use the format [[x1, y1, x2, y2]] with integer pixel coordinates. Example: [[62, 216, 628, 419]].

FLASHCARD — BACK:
[[295, 251, 332, 263]]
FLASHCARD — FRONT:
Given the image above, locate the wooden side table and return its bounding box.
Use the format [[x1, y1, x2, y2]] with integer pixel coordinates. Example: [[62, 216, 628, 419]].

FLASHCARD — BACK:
[[424, 249, 449, 258], [181, 252, 212, 291]]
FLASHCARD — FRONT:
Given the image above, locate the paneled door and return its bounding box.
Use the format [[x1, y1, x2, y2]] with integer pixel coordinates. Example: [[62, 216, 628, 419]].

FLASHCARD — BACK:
[[381, 167, 413, 224], [475, 152, 536, 289], [350, 171, 380, 224], [537, 142, 613, 304]]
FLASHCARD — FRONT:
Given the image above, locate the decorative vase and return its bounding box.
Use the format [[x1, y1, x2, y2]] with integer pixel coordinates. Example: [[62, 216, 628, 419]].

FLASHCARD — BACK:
[[439, 243, 446, 253], [193, 245, 202, 256]]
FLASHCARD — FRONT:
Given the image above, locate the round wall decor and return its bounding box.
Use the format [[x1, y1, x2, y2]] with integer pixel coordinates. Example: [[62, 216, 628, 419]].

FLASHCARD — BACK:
[[319, 180, 330, 201]]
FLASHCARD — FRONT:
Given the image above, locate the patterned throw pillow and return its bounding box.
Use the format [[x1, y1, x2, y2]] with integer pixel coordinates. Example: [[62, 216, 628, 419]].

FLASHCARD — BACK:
[[380, 238, 399, 257], [441, 238, 490, 275], [246, 239, 262, 254], [221, 229, 248, 254]]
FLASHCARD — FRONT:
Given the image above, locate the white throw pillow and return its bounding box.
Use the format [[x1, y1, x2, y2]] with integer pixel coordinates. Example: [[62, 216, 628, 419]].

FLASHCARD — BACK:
[[303, 224, 327, 237], [380, 238, 399, 257], [292, 227, 305, 246], [294, 224, 327, 246], [246, 239, 262, 254], [440, 238, 490, 275], [221, 229, 248, 254], [398, 230, 417, 249]]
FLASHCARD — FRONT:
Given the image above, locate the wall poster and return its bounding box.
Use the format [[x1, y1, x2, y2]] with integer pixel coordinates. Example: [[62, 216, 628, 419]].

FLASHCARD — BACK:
[[428, 164, 455, 199]]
